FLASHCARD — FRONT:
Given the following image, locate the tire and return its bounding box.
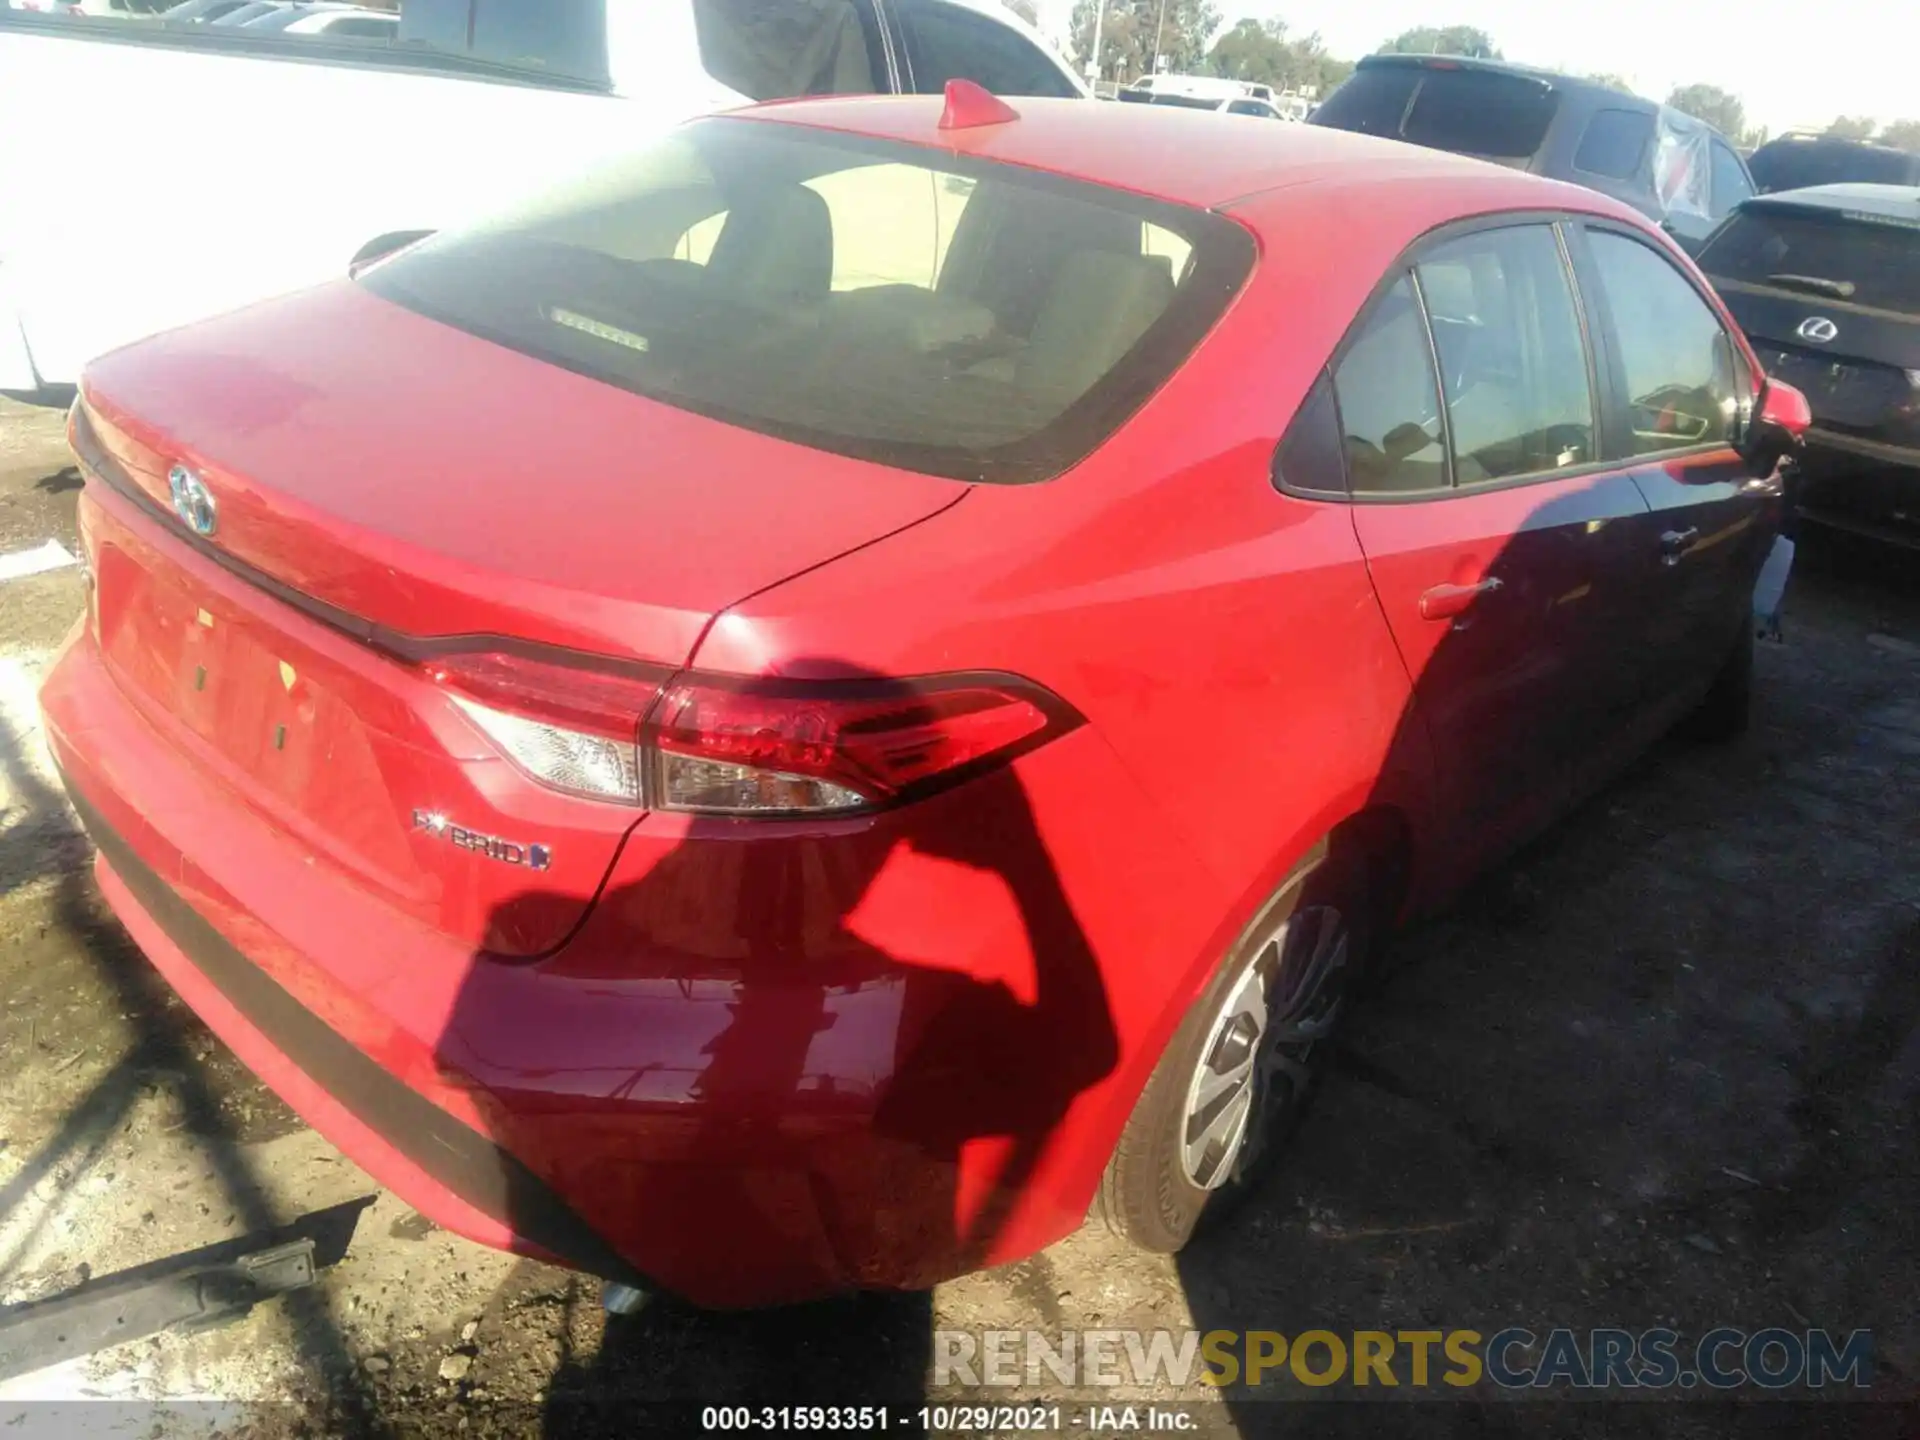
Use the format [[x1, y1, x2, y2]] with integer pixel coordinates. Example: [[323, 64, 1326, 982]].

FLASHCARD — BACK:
[[1678, 623, 1753, 742], [1096, 844, 1374, 1253]]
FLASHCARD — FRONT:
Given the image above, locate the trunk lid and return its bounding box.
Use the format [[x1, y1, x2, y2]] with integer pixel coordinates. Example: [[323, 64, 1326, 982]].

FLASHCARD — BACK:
[[76, 283, 965, 956]]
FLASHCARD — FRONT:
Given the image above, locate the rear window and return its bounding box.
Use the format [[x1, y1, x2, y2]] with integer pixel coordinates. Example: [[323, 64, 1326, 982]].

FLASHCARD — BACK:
[[1314, 66, 1557, 159], [1699, 207, 1920, 316], [400, 0, 609, 82], [1748, 143, 1918, 194], [358, 121, 1252, 484], [1574, 108, 1653, 180]]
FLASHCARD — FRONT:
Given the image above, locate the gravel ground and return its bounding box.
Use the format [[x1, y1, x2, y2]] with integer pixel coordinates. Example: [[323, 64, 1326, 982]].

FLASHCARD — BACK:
[[0, 396, 1915, 1439]]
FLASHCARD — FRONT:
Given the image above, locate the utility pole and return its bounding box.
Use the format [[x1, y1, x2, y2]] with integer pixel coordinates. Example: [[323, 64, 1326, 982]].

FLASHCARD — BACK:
[[1150, 0, 1170, 75], [1088, 0, 1107, 84]]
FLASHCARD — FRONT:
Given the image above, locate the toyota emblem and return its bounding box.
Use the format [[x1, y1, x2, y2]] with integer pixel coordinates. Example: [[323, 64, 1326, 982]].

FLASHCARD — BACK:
[[167, 465, 218, 537], [1796, 316, 1839, 345]]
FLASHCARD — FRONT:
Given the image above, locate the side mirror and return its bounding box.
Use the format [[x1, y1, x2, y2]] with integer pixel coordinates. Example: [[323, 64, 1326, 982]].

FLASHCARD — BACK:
[[1740, 378, 1812, 478], [348, 229, 435, 277]]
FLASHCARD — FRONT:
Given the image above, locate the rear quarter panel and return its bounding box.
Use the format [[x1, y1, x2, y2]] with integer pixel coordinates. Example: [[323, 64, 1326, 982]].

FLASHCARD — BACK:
[[686, 184, 1462, 1204]]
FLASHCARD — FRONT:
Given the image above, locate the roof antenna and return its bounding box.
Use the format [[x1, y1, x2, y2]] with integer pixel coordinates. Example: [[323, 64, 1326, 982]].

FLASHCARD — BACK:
[[939, 78, 1020, 131]]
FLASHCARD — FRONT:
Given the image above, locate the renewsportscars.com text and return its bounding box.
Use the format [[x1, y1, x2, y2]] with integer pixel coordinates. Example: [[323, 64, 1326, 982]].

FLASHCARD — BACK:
[[934, 1327, 1874, 1391]]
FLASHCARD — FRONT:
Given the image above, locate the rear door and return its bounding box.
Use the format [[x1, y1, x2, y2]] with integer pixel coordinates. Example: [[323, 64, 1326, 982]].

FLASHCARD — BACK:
[[1340, 220, 1654, 868], [1574, 223, 1773, 712]]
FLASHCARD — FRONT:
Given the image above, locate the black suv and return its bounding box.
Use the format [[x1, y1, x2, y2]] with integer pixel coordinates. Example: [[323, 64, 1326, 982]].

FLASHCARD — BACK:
[[1748, 133, 1920, 194], [1698, 185, 1920, 546], [1310, 54, 1755, 253]]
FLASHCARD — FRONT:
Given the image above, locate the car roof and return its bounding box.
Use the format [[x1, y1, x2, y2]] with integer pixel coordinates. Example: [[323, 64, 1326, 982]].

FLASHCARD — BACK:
[[731, 93, 1648, 220], [1742, 183, 1920, 221]]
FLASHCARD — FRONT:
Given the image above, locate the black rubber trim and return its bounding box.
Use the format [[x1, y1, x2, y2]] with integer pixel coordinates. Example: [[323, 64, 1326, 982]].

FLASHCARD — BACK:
[[58, 769, 656, 1292]]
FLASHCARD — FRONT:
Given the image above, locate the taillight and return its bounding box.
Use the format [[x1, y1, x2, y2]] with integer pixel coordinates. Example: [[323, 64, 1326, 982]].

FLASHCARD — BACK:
[[645, 674, 1080, 815], [420, 650, 1080, 816], [423, 650, 667, 805]]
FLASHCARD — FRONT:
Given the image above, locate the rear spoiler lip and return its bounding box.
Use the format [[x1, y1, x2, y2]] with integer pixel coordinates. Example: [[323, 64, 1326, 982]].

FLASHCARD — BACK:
[[1353, 53, 1556, 91]]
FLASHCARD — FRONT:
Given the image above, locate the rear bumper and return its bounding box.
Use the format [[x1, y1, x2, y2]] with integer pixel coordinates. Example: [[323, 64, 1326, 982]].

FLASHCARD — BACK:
[[68, 776, 655, 1293], [39, 620, 1189, 1306], [1795, 430, 1920, 546]]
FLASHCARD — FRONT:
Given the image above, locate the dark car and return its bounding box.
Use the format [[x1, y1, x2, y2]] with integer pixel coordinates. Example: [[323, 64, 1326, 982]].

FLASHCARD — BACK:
[[1748, 132, 1920, 194], [1698, 184, 1920, 546], [1310, 54, 1755, 254]]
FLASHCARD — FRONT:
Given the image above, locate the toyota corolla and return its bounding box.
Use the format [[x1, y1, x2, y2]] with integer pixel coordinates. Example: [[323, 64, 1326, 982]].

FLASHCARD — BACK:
[[40, 85, 1808, 1308]]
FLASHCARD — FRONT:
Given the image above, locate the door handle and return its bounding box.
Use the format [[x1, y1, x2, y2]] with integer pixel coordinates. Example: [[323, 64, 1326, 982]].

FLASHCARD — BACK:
[[1661, 527, 1700, 565], [1419, 576, 1503, 621]]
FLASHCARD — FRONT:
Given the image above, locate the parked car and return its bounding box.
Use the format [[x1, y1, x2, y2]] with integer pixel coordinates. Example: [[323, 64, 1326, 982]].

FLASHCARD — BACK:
[[41, 94, 1809, 1309], [1747, 132, 1920, 194], [155, 0, 264, 18], [277, 6, 391, 36], [1126, 88, 1292, 119], [1310, 54, 1756, 254], [0, 0, 1085, 400], [240, 3, 393, 36], [206, 0, 277, 20], [1118, 75, 1295, 119], [1698, 184, 1920, 546]]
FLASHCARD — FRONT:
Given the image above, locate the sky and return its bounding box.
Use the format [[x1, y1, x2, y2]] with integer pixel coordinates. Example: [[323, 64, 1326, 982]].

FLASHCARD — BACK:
[[1034, 0, 1914, 137]]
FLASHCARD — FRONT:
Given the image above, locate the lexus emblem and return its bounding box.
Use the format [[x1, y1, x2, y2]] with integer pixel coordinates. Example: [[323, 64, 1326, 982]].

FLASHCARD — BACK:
[[1796, 316, 1839, 345], [168, 465, 218, 537]]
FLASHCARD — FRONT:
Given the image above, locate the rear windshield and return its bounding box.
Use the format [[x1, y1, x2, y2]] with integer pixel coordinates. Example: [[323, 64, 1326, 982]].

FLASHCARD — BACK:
[[1699, 207, 1920, 316], [1314, 66, 1557, 159], [1748, 143, 1917, 193], [359, 120, 1252, 484]]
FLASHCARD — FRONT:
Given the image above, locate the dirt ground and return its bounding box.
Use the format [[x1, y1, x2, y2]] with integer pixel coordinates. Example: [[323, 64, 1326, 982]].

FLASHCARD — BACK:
[[0, 395, 1915, 1439]]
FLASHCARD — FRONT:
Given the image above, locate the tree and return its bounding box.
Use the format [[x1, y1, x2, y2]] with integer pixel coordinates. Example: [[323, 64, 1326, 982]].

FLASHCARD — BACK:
[[1665, 83, 1745, 140], [1582, 72, 1633, 94], [1205, 15, 1346, 93], [1379, 25, 1501, 59], [1070, 0, 1223, 84], [1878, 119, 1920, 152], [1209, 16, 1290, 84], [1001, 0, 1040, 23], [1826, 115, 1878, 141]]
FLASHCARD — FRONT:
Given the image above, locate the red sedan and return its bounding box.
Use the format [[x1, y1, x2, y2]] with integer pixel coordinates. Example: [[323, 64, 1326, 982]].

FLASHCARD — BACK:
[[40, 85, 1809, 1308]]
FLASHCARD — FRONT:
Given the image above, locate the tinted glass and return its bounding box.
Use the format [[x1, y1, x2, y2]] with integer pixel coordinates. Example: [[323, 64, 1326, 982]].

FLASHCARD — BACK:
[[1316, 66, 1556, 158], [1311, 67, 1418, 138], [1404, 71, 1557, 158], [694, 0, 882, 99], [1333, 276, 1448, 493], [1748, 141, 1918, 193], [1589, 232, 1742, 454], [1273, 372, 1346, 496], [1416, 227, 1594, 484], [1226, 99, 1272, 117], [359, 122, 1252, 485], [1709, 144, 1753, 217], [897, 0, 1078, 97], [470, 0, 606, 80], [1574, 108, 1653, 180], [396, 0, 606, 81], [327, 15, 395, 36], [1698, 207, 1920, 316]]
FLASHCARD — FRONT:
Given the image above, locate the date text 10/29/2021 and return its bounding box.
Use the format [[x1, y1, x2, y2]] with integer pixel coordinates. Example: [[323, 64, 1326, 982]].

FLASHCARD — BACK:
[[703, 1408, 1193, 1432]]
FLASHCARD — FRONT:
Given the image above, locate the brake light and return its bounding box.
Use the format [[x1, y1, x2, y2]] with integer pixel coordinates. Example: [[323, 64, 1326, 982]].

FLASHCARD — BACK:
[[422, 651, 1081, 816], [646, 675, 1079, 815]]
